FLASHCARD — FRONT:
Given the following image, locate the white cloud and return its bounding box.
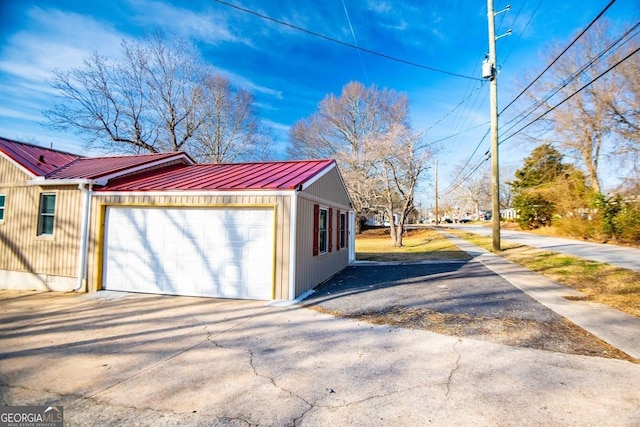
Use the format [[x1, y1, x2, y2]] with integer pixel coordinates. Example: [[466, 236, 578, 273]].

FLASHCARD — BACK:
[[210, 66, 283, 100], [0, 6, 130, 149], [126, 0, 251, 46], [262, 119, 290, 133], [0, 106, 42, 122], [366, 1, 392, 14], [0, 7, 124, 85]]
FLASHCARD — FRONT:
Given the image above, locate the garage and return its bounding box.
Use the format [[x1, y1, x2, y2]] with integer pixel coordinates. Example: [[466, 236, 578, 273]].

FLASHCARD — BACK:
[[102, 206, 274, 300]]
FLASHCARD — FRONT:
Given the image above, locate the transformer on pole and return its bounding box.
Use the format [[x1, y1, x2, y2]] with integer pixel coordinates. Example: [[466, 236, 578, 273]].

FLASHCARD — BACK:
[[485, 1, 511, 251]]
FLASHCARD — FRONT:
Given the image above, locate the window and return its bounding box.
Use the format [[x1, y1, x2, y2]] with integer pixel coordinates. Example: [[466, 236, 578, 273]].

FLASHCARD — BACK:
[[339, 212, 346, 249], [313, 204, 330, 256], [0, 194, 5, 222], [37, 193, 56, 236], [318, 207, 328, 254]]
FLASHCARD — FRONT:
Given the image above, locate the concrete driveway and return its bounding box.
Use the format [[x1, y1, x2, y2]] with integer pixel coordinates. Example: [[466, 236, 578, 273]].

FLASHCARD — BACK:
[[1, 290, 640, 426]]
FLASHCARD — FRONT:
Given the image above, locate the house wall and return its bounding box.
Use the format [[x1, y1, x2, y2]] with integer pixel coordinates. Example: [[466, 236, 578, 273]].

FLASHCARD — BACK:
[[304, 167, 352, 207], [293, 167, 353, 297], [0, 157, 81, 290], [87, 193, 292, 299]]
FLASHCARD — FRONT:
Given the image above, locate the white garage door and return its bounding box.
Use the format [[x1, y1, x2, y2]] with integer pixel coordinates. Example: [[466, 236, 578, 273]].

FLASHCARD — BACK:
[[102, 206, 274, 300]]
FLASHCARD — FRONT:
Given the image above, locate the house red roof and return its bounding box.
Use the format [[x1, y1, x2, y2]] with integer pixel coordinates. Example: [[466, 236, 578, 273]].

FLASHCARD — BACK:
[[0, 136, 81, 176], [98, 159, 336, 191], [46, 152, 192, 180]]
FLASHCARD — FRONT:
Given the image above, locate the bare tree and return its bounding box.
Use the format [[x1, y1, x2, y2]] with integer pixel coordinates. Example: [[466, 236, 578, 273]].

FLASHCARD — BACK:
[[607, 36, 640, 176], [517, 21, 638, 194], [288, 81, 430, 245], [44, 33, 269, 161], [189, 74, 270, 163], [447, 163, 491, 219], [499, 165, 516, 210], [369, 125, 428, 245]]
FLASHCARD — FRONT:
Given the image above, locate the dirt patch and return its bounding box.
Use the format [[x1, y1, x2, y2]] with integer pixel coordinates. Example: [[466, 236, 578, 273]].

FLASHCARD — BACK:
[[311, 305, 637, 362]]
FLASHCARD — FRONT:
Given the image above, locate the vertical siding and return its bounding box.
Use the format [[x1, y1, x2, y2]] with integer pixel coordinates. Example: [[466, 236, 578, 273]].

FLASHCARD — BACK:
[[292, 166, 352, 296], [87, 193, 291, 298], [0, 156, 81, 279], [0, 157, 30, 183], [304, 167, 352, 207]]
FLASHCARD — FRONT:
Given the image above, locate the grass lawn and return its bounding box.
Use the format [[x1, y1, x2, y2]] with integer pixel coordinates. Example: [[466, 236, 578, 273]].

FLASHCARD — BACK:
[[356, 227, 640, 317], [356, 227, 471, 262]]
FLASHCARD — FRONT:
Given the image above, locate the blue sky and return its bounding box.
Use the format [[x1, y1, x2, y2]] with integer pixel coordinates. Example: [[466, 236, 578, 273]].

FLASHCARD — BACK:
[[0, 0, 637, 200]]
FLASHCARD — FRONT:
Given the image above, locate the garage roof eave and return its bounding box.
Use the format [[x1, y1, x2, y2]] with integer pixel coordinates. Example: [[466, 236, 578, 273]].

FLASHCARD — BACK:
[[93, 188, 298, 197], [97, 159, 337, 192]]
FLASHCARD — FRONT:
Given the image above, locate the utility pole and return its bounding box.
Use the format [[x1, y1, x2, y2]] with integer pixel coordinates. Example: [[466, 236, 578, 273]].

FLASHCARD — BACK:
[[485, 0, 511, 251], [434, 159, 439, 225]]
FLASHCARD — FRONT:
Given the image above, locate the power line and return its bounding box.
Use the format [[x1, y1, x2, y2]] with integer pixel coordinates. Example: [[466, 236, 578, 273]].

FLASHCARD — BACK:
[[440, 1, 630, 199], [500, 0, 617, 114], [440, 128, 491, 194], [441, 153, 491, 196], [420, 121, 490, 149], [500, 21, 640, 139], [501, 0, 543, 66], [436, 1, 621, 200], [443, 18, 638, 197], [213, 0, 481, 81], [424, 84, 485, 133], [501, 44, 640, 144]]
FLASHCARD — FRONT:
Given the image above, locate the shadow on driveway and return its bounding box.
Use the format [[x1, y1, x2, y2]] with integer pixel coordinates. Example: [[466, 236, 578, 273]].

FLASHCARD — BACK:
[[302, 261, 634, 360]]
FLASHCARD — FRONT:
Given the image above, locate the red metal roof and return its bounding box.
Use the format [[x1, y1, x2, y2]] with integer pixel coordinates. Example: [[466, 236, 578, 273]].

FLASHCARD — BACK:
[[98, 159, 336, 191], [0, 136, 81, 176], [46, 152, 191, 180]]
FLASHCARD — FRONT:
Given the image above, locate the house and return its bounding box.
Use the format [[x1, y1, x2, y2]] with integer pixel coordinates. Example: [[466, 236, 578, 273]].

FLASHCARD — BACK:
[[0, 136, 354, 301]]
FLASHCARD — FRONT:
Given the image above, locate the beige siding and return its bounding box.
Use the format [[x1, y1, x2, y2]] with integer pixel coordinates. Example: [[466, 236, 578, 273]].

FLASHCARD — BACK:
[[0, 156, 30, 184], [87, 193, 292, 299], [292, 165, 352, 296], [294, 196, 350, 297], [304, 167, 352, 208], [0, 156, 82, 284]]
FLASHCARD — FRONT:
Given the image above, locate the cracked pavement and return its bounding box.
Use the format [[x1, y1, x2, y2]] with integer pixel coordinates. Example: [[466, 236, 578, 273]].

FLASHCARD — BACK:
[[1, 291, 640, 426]]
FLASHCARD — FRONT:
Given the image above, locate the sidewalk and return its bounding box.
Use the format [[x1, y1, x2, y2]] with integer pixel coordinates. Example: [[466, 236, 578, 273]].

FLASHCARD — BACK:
[[442, 232, 640, 359], [444, 224, 640, 272]]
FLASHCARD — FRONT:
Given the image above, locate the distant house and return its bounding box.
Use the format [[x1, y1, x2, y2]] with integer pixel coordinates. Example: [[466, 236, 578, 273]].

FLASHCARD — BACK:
[[501, 208, 518, 220], [0, 137, 354, 301]]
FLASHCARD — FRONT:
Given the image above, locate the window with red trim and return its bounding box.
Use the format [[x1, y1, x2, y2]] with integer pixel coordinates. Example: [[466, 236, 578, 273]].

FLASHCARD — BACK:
[[319, 207, 328, 254], [339, 212, 346, 249], [313, 204, 319, 256]]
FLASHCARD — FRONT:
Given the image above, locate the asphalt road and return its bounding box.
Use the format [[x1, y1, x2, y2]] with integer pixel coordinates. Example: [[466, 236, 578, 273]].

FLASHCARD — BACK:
[[444, 224, 640, 272]]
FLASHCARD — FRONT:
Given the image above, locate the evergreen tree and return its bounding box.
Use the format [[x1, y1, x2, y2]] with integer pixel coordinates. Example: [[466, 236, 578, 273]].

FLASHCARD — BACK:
[[509, 144, 589, 229]]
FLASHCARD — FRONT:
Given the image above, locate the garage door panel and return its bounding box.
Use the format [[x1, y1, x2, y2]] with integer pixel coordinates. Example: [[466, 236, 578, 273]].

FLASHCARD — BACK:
[[103, 206, 274, 300]]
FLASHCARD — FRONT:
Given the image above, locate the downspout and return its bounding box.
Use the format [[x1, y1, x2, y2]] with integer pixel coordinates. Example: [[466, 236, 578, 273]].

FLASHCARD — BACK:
[[75, 182, 93, 291], [288, 186, 300, 300]]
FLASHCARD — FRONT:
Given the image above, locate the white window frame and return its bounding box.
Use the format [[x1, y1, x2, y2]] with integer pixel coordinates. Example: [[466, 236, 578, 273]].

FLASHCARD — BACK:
[[37, 193, 56, 236], [318, 207, 328, 254], [339, 212, 346, 249], [0, 193, 5, 223]]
